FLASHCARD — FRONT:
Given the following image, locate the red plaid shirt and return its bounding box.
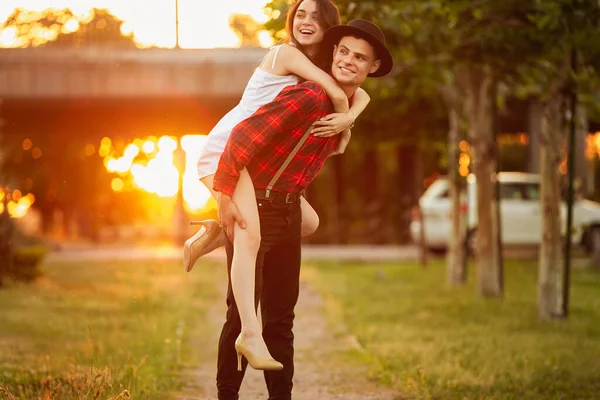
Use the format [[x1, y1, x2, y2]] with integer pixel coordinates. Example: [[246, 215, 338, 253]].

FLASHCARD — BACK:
[[213, 82, 337, 197]]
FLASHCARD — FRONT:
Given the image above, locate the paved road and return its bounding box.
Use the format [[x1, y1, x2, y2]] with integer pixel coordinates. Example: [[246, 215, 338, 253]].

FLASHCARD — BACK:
[[46, 244, 421, 263], [45, 243, 556, 264]]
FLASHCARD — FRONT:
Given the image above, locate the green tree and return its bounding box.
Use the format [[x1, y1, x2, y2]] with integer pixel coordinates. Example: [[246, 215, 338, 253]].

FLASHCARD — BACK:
[[461, 0, 600, 315], [1, 7, 136, 48], [262, 0, 599, 305], [263, 0, 291, 42], [1, 7, 138, 240], [263, 0, 450, 245], [518, 0, 600, 319], [229, 14, 263, 47]]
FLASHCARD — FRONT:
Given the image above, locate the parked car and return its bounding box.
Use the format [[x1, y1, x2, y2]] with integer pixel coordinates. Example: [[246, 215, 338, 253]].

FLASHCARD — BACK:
[[410, 172, 600, 253]]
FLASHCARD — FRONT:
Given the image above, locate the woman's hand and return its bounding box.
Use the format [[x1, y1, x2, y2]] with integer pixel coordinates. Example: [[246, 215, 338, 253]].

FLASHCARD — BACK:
[[217, 193, 246, 240], [311, 112, 354, 137], [329, 129, 352, 157]]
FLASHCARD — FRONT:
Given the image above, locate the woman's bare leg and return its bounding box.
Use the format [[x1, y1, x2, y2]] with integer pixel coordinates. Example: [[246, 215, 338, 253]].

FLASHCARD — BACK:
[[300, 196, 319, 237], [202, 177, 319, 240], [228, 169, 274, 359]]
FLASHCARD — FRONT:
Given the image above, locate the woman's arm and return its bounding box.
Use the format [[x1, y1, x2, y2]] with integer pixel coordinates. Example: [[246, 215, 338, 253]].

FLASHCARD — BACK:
[[312, 87, 371, 137], [329, 129, 352, 156], [349, 87, 371, 121], [273, 45, 349, 114]]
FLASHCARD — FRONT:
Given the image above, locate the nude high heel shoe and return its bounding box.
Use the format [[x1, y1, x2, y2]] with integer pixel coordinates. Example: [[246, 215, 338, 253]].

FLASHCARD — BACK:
[[235, 333, 283, 372], [183, 220, 225, 272]]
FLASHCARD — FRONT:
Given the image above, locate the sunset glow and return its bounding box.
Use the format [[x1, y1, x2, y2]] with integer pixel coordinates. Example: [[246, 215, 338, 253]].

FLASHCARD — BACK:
[[0, 188, 36, 218], [0, 1, 270, 219], [0, 0, 274, 48], [103, 135, 212, 212]]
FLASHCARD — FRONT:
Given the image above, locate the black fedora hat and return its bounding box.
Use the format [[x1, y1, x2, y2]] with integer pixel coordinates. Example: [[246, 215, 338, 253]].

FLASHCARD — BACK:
[[322, 19, 394, 77]]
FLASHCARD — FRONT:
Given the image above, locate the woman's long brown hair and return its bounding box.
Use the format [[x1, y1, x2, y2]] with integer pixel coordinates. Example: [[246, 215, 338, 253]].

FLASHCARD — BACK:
[[284, 0, 341, 71]]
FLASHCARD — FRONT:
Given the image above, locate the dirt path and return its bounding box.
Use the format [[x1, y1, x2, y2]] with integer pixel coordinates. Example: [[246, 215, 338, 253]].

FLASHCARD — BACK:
[[175, 273, 400, 400]]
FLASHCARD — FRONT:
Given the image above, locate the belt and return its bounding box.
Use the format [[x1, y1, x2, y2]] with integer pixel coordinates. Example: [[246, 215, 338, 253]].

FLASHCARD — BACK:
[[255, 189, 300, 204]]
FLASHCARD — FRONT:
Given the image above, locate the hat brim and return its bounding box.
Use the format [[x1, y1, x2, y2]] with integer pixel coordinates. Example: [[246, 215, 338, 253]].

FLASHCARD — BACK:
[[322, 25, 393, 78]]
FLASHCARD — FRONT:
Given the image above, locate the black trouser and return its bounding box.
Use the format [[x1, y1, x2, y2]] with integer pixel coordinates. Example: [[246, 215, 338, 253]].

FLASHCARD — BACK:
[[217, 198, 302, 400]]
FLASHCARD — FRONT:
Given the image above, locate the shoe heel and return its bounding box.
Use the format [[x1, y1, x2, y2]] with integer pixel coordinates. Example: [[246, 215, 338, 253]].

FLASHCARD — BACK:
[[236, 351, 243, 372], [183, 219, 222, 272], [190, 220, 211, 226]]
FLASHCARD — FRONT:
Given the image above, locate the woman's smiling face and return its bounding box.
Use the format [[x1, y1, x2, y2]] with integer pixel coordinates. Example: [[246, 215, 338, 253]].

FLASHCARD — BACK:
[[292, 0, 325, 49]]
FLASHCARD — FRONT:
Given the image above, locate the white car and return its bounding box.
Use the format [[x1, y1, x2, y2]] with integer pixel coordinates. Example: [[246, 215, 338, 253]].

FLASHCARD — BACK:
[[410, 172, 600, 253]]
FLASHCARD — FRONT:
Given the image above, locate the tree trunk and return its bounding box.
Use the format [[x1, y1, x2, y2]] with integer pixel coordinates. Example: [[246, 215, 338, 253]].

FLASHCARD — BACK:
[[363, 148, 382, 243], [331, 156, 346, 244], [0, 108, 13, 287], [538, 91, 566, 319], [527, 100, 543, 174], [415, 148, 428, 267], [462, 64, 503, 297], [444, 84, 467, 285], [396, 145, 417, 243], [575, 104, 589, 198], [0, 196, 14, 288]]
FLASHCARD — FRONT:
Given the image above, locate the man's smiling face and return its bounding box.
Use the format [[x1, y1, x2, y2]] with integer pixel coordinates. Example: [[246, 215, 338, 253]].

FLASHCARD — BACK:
[[331, 36, 381, 86]]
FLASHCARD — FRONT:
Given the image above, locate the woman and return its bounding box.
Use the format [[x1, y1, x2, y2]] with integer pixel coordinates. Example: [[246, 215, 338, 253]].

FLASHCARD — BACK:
[[184, 0, 371, 371]]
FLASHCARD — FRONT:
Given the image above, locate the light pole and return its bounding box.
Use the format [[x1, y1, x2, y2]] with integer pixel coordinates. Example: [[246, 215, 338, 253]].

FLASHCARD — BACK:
[[175, 0, 180, 48]]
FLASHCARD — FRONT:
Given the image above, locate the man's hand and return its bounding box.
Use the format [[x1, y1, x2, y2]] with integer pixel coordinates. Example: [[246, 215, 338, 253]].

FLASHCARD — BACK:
[[217, 193, 247, 240]]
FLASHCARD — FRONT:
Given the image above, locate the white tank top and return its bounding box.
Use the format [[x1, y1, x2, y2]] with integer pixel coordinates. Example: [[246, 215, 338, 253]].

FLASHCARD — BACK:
[[197, 44, 300, 179]]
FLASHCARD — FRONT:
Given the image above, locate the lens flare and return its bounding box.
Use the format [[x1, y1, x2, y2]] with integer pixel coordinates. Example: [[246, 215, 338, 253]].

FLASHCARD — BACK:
[[102, 134, 211, 211], [0, 189, 35, 218]]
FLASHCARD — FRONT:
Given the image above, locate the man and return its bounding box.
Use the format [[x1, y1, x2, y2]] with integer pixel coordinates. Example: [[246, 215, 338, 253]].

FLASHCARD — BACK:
[[213, 19, 393, 400]]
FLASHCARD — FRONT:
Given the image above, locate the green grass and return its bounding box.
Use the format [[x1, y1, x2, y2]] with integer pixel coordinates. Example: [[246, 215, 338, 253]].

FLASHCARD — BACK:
[[0, 259, 221, 399], [304, 259, 600, 400]]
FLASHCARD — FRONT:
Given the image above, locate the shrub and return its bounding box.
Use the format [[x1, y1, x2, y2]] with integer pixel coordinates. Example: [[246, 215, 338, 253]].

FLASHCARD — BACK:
[[0, 213, 47, 285], [10, 245, 47, 282], [0, 212, 15, 287]]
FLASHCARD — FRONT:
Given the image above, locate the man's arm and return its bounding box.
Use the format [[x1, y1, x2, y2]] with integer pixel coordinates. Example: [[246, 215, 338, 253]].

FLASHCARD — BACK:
[[213, 82, 326, 196]]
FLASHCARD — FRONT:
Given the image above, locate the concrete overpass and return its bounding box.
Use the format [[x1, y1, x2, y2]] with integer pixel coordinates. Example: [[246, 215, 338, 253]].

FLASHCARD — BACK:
[[0, 47, 268, 138], [0, 47, 268, 99]]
